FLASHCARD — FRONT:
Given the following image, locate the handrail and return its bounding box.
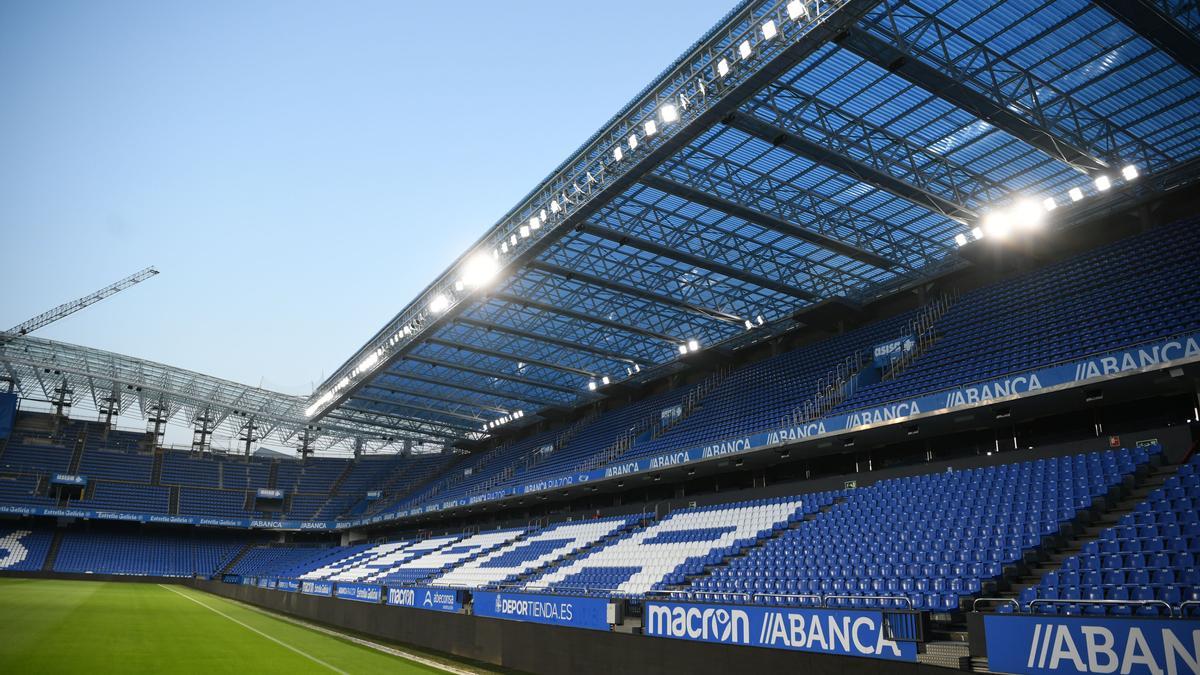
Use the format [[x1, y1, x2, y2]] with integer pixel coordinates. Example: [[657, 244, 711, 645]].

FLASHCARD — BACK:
[[972, 597, 1020, 612], [1027, 598, 1176, 614], [822, 594, 914, 610], [1180, 600, 1199, 615]]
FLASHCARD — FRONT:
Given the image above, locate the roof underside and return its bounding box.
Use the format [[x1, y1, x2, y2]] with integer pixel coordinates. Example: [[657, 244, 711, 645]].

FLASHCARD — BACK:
[[310, 0, 1200, 442]]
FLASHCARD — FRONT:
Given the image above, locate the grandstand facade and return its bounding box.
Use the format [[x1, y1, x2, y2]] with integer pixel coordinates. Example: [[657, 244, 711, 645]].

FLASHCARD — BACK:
[[3, 0, 1200, 672]]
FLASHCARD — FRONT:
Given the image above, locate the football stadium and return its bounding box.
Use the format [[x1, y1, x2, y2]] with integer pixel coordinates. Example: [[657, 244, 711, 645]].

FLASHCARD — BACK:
[[3, 0, 1200, 673]]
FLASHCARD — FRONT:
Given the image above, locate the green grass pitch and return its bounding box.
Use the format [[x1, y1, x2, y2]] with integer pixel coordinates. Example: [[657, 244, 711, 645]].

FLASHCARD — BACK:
[[0, 578, 460, 674]]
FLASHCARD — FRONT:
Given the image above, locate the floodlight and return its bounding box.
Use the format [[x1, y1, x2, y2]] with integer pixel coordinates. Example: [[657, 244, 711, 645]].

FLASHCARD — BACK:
[[510, 234, 518, 246], [628, 134, 638, 150], [787, 0, 807, 19], [550, 200, 561, 214], [745, 319, 754, 330], [1042, 197, 1057, 212], [519, 225, 530, 238], [983, 211, 1011, 239], [660, 104, 678, 124], [587, 381, 597, 391], [613, 146, 624, 162], [688, 339, 700, 352], [529, 216, 540, 231], [355, 348, 379, 369], [971, 226, 985, 241], [954, 233, 968, 247], [756, 315, 764, 325], [1094, 175, 1111, 191], [678, 344, 689, 355], [1121, 165, 1138, 181], [539, 209, 547, 223], [716, 58, 730, 77], [461, 252, 500, 288], [644, 119, 657, 136], [429, 294, 450, 313], [1068, 187, 1084, 202], [739, 40, 752, 59], [1012, 199, 1043, 229], [601, 376, 610, 385], [454, 281, 464, 292]]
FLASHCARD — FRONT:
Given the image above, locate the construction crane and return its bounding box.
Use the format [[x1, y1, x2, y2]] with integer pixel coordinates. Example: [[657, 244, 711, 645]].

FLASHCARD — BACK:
[[4, 266, 159, 337]]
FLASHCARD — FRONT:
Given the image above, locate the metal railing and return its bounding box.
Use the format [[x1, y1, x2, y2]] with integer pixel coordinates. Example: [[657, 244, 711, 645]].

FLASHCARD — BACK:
[[973, 597, 1179, 616]]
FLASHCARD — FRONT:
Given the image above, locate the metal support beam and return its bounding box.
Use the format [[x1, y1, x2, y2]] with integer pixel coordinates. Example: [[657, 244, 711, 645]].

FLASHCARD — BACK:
[[726, 113, 977, 221], [425, 337, 599, 378], [347, 393, 486, 425], [640, 173, 900, 267], [363, 382, 512, 415], [376, 370, 559, 408], [837, 13, 1167, 172], [1090, 0, 1200, 78], [578, 222, 820, 302], [489, 292, 684, 343], [527, 259, 747, 325], [454, 318, 641, 366], [401, 354, 583, 396]]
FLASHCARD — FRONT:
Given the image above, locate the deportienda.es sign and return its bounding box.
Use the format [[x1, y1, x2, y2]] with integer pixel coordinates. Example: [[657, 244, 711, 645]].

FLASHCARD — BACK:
[[984, 615, 1200, 675], [472, 591, 611, 631], [644, 602, 917, 662]]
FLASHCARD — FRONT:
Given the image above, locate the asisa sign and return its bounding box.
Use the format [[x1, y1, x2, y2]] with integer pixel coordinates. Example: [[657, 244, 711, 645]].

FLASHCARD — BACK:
[[984, 615, 1200, 675], [644, 601, 917, 662]]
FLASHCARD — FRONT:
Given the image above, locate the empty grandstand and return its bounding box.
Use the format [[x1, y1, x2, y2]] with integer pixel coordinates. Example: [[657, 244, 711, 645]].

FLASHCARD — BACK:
[[3, 0, 1200, 673]]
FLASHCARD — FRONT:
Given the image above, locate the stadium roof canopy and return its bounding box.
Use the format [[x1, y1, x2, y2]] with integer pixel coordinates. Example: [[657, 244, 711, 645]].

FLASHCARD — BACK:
[[307, 0, 1200, 443], [0, 335, 411, 456]]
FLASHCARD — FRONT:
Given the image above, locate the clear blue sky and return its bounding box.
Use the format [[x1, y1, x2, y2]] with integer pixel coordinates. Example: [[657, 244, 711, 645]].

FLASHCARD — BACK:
[[0, 0, 736, 397]]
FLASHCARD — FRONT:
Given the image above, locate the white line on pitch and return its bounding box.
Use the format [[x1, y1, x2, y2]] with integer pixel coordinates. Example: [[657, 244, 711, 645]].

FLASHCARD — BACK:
[[210, 592, 479, 675], [158, 584, 349, 675]]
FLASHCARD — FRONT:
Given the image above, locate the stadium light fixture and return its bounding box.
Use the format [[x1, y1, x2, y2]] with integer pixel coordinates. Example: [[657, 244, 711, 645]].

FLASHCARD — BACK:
[[983, 211, 1011, 239], [628, 134, 638, 151], [744, 319, 754, 330], [519, 225, 530, 238], [1094, 175, 1111, 191], [529, 216, 540, 231], [550, 200, 561, 214], [787, 0, 807, 19], [716, 58, 730, 77], [738, 40, 752, 60], [461, 252, 500, 289], [688, 339, 700, 352], [429, 294, 450, 314], [1068, 187, 1084, 202], [510, 233, 518, 246], [756, 315, 764, 325], [1122, 164, 1138, 181], [613, 146, 623, 162], [660, 104, 678, 124], [1012, 199, 1043, 230], [761, 20, 777, 40], [587, 381, 597, 391], [972, 226, 985, 241], [644, 119, 658, 137], [678, 344, 689, 355], [954, 233, 968, 247], [1042, 197, 1057, 212], [601, 376, 610, 386]]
